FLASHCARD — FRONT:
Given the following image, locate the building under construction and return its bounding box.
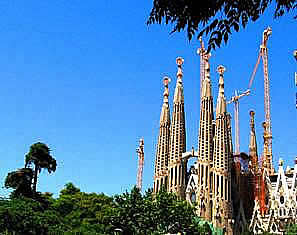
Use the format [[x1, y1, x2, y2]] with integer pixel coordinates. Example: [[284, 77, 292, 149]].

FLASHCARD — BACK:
[[152, 28, 297, 234]]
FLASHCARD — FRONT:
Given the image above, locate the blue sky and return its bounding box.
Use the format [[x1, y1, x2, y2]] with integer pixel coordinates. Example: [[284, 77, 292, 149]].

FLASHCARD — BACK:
[[0, 1, 296, 197]]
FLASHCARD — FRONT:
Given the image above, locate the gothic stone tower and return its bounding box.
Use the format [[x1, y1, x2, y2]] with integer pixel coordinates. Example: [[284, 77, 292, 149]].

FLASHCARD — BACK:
[[197, 54, 214, 220], [168, 57, 187, 198], [153, 77, 171, 193], [212, 66, 233, 233]]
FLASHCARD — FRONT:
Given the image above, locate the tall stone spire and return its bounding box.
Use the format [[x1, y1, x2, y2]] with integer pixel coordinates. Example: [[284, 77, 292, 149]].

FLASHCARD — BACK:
[[168, 57, 187, 198], [216, 65, 227, 116], [249, 110, 258, 166], [248, 110, 259, 203], [153, 77, 171, 193], [197, 53, 214, 220], [212, 65, 233, 232]]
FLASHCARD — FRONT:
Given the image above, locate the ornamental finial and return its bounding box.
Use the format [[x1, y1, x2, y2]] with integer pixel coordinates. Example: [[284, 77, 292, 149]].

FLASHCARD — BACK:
[[217, 65, 226, 76], [217, 65, 226, 97], [163, 76, 170, 100], [176, 57, 184, 79], [163, 76, 171, 87]]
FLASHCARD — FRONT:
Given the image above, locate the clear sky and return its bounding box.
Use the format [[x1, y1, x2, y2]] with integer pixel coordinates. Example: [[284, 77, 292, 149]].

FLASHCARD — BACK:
[[0, 1, 296, 197]]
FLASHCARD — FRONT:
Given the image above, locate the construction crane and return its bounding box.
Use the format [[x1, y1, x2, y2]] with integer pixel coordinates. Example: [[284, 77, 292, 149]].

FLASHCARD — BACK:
[[227, 89, 250, 156], [136, 138, 144, 191], [247, 27, 273, 175]]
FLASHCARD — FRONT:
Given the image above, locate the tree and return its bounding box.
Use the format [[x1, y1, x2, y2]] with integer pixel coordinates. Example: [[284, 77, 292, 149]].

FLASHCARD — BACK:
[[53, 183, 115, 235], [147, 0, 297, 51], [0, 197, 64, 235], [60, 182, 81, 196], [111, 186, 206, 234], [4, 168, 33, 198], [285, 223, 297, 234], [1, 181, 214, 235], [25, 142, 57, 194]]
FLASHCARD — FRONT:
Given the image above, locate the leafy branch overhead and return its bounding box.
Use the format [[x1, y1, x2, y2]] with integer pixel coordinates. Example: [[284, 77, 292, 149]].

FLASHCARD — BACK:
[[147, 0, 297, 51]]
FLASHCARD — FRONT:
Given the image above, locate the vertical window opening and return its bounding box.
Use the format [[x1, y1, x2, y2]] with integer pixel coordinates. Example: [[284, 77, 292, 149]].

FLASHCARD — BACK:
[[210, 172, 213, 193], [225, 178, 227, 200], [175, 166, 177, 186], [217, 175, 219, 195], [206, 166, 208, 186], [221, 176, 223, 198], [179, 165, 181, 185]]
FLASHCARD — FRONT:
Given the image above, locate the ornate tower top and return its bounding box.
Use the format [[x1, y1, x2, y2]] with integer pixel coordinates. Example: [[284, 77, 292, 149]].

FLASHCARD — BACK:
[[201, 54, 212, 98], [176, 57, 184, 78], [216, 65, 226, 115], [197, 36, 211, 102], [163, 76, 170, 102], [174, 57, 185, 103], [160, 76, 171, 125]]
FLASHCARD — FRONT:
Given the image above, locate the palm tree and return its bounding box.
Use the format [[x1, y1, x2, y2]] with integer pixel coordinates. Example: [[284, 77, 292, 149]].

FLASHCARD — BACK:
[[5, 168, 33, 198], [25, 142, 57, 194]]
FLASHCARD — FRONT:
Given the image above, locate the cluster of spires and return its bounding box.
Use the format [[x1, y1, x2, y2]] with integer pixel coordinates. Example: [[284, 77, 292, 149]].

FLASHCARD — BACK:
[[153, 56, 231, 193], [153, 54, 269, 232], [154, 57, 187, 196]]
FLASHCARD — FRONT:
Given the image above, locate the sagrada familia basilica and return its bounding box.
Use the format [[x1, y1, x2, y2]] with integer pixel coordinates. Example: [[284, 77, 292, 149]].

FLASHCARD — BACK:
[[152, 44, 297, 233]]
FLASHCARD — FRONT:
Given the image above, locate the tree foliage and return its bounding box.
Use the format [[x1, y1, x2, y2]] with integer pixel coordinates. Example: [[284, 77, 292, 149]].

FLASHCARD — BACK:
[[111, 186, 208, 234], [5, 168, 33, 198], [52, 183, 115, 234], [2, 179, 297, 234], [147, 0, 297, 51], [25, 142, 57, 194], [5, 142, 57, 199], [0, 196, 63, 235], [0, 183, 215, 235]]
